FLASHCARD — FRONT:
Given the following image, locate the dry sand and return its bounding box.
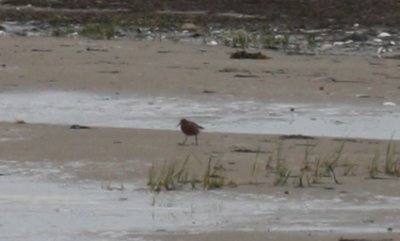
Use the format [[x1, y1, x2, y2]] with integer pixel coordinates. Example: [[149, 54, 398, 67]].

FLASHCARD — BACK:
[[1, 35, 400, 240], [2, 35, 400, 104]]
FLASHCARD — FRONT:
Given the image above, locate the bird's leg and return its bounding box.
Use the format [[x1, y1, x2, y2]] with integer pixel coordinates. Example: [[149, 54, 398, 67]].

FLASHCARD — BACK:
[[195, 135, 198, 145], [181, 136, 188, 145]]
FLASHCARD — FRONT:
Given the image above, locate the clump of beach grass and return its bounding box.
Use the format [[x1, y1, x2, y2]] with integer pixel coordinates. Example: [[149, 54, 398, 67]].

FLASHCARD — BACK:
[[265, 141, 291, 186], [298, 142, 315, 187], [249, 147, 264, 185], [203, 156, 226, 190], [297, 140, 346, 186], [326, 141, 346, 184], [368, 150, 381, 179], [79, 22, 118, 39], [222, 29, 250, 49], [273, 162, 291, 186], [147, 154, 198, 192], [260, 29, 289, 50], [384, 137, 400, 176], [311, 158, 325, 184], [232, 29, 250, 50], [148, 154, 228, 192], [302, 141, 314, 172], [314, 140, 346, 184], [342, 162, 358, 176], [147, 160, 176, 192]]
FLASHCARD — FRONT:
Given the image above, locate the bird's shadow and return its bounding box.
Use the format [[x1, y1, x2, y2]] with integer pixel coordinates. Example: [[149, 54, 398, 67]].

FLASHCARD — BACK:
[[177, 142, 198, 146]]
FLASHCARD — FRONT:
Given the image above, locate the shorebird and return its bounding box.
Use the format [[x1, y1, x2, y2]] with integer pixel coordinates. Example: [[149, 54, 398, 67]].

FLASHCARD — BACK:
[[177, 118, 204, 145]]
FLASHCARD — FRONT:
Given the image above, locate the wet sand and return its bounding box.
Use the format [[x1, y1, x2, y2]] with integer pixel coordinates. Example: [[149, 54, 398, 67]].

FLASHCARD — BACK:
[[1, 36, 400, 240]]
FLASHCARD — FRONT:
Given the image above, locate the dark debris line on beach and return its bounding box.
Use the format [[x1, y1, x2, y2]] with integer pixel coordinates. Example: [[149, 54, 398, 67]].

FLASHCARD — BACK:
[[0, 1, 399, 57], [1, 0, 400, 29]]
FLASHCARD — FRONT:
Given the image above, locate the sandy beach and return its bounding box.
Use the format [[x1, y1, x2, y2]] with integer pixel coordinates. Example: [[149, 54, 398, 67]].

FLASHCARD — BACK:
[[2, 36, 400, 103], [1, 35, 400, 240]]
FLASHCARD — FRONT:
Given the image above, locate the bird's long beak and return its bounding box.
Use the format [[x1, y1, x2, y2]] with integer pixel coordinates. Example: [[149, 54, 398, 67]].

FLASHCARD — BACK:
[[176, 122, 181, 127]]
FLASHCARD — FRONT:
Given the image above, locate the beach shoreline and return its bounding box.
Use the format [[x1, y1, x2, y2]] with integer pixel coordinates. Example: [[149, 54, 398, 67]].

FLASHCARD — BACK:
[[1, 35, 400, 240]]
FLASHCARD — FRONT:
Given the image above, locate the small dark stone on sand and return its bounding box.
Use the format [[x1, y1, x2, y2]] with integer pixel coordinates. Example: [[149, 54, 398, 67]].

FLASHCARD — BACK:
[[70, 124, 91, 129]]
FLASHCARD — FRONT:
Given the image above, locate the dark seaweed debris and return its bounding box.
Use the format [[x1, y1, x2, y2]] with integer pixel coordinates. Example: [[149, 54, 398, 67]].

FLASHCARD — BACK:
[[230, 51, 268, 60]]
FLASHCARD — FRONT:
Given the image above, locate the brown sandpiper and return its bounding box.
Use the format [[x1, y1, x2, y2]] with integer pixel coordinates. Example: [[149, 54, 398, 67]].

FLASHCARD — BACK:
[[177, 118, 204, 145]]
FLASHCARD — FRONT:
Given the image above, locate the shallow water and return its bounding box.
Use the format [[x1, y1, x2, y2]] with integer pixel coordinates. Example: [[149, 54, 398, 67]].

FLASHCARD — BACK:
[[0, 160, 399, 241], [0, 90, 399, 139]]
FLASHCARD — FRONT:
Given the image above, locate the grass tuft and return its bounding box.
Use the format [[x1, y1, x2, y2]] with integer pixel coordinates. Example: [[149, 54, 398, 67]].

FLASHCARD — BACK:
[[368, 150, 380, 179], [79, 22, 118, 39], [148, 154, 227, 192], [273, 163, 291, 186], [250, 147, 263, 184], [203, 156, 225, 190], [384, 137, 398, 176]]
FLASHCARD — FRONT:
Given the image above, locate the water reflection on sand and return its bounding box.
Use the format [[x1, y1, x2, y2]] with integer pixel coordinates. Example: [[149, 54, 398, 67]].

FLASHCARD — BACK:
[[0, 90, 398, 139]]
